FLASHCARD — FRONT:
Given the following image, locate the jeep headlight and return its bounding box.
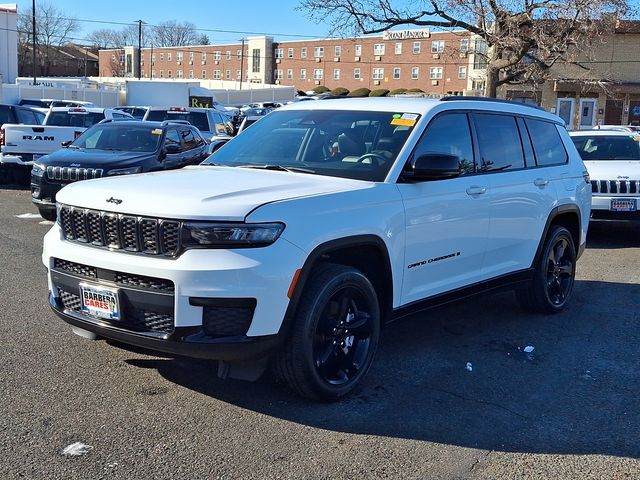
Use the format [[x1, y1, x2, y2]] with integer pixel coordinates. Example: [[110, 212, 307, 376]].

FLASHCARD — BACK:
[[107, 166, 142, 176], [32, 162, 45, 177], [182, 222, 285, 248]]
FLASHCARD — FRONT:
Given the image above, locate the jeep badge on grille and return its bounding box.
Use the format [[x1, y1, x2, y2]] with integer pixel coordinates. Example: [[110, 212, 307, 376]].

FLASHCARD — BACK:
[[106, 197, 123, 205]]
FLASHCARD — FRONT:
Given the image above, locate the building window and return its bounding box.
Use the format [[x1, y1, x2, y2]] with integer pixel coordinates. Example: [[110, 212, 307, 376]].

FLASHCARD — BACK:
[[373, 68, 384, 80], [237, 49, 242, 59], [159, 53, 164, 61], [458, 66, 467, 79], [275, 69, 283, 80], [189, 52, 194, 62], [301, 47, 307, 58], [213, 69, 221, 80], [473, 39, 488, 69], [354, 68, 361, 79], [313, 68, 323, 80], [176, 52, 183, 62], [119, 54, 125, 63], [236, 69, 241, 78], [151, 69, 156, 77], [431, 40, 445, 53], [287, 48, 294, 58], [413, 41, 421, 54], [225, 51, 231, 60], [111, 54, 115, 61], [159, 70, 164, 78], [300, 68, 307, 80], [411, 67, 419, 79], [472, 79, 485, 91], [188, 69, 193, 78], [333, 68, 340, 80], [393, 67, 401, 79], [225, 69, 231, 79], [167, 52, 172, 61], [460, 39, 469, 52], [176, 69, 182, 78], [430, 66, 443, 79], [395, 42, 402, 54], [355, 44, 362, 56], [167, 70, 172, 78], [373, 44, 385, 55], [314, 46, 324, 58], [202, 70, 207, 79], [252, 48, 261, 73], [334, 45, 341, 57], [287, 69, 293, 80], [151, 53, 156, 62], [213, 51, 221, 61], [275, 48, 283, 59], [201, 52, 207, 61]]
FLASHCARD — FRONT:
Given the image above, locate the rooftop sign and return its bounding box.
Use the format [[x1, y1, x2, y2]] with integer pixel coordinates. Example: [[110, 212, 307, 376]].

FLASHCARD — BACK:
[[382, 29, 431, 40]]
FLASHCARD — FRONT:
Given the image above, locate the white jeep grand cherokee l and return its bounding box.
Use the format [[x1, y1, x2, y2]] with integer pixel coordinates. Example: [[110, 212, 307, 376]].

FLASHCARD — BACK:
[[569, 130, 640, 220], [43, 98, 591, 400]]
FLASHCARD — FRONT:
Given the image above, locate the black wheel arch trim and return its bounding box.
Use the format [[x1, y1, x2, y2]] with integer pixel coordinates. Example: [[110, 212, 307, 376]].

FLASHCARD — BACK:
[[280, 234, 393, 336], [532, 204, 583, 267]]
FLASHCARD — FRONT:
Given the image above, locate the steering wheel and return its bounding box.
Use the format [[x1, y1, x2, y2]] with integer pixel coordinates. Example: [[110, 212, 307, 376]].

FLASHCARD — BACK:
[[355, 153, 387, 166]]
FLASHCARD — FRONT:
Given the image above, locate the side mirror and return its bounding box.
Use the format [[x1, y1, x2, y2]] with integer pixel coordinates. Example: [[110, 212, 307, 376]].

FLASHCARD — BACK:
[[164, 144, 181, 154], [60, 140, 72, 147], [406, 153, 462, 181]]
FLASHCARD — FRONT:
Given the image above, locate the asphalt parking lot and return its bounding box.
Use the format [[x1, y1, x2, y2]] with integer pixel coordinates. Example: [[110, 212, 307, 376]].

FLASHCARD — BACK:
[[1, 185, 639, 479]]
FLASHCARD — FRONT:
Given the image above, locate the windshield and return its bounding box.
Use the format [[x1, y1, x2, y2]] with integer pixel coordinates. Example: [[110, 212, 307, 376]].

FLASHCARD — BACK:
[[46, 111, 105, 128], [571, 135, 640, 161], [203, 109, 419, 182], [72, 124, 162, 152], [145, 110, 209, 132]]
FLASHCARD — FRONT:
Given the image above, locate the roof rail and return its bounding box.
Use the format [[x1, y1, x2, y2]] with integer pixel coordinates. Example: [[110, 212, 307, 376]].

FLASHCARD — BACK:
[[160, 120, 191, 126], [440, 96, 545, 110]]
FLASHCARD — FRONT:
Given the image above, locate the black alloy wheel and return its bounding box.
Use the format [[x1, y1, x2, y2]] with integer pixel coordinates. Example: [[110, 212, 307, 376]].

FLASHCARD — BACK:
[[545, 235, 574, 306], [274, 263, 380, 400]]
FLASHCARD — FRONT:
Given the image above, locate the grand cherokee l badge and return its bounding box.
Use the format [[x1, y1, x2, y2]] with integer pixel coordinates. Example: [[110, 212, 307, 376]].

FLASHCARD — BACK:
[[106, 197, 123, 205]]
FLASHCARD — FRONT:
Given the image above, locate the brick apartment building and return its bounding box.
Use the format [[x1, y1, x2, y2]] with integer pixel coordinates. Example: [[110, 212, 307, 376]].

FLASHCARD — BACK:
[[98, 29, 486, 96], [19, 43, 99, 78]]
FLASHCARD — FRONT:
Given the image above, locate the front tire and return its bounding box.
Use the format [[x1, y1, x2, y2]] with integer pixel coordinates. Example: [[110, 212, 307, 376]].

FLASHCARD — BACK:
[[275, 263, 380, 401], [517, 225, 576, 314], [38, 207, 57, 221]]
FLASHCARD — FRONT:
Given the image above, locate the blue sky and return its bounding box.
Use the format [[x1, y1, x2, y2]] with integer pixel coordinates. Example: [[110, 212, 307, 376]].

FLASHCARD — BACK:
[[15, 0, 334, 43]]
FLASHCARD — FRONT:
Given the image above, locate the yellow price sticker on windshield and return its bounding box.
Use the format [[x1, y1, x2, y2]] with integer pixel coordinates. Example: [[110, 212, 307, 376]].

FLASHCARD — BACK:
[[391, 118, 416, 127], [151, 129, 162, 135]]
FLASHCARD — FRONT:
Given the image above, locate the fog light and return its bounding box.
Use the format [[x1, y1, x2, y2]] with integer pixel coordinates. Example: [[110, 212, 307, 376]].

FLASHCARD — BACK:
[[32, 187, 40, 198]]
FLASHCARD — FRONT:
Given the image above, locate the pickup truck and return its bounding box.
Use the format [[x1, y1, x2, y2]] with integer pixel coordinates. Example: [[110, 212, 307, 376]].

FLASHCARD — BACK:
[[0, 107, 133, 167]]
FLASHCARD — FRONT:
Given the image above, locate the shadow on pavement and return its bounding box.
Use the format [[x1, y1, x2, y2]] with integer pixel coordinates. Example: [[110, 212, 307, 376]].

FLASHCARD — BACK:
[[125, 278, 640, 458], [587, 220, 640, 249]]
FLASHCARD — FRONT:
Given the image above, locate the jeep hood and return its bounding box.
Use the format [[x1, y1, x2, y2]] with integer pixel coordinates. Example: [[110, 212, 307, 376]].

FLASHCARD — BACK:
[[56, 165, 372, 220], [584, 160, 640, 180]]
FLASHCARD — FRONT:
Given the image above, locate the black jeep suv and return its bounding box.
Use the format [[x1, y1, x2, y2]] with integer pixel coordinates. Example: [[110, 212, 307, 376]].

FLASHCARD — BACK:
[[31, 120, 209, 220]]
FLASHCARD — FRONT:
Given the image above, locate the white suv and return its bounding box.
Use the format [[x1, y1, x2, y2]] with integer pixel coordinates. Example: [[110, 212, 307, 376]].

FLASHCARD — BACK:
[[43, 98, 591, 400], [569, 130, 640, 220]]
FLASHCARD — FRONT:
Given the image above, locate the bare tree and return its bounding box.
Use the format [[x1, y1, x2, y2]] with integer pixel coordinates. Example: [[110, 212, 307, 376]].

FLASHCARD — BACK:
[[19, 2, 80, 75], [151, 20, 205, 47], [87, 24, 150, 49], [299, 0, 632, 97]]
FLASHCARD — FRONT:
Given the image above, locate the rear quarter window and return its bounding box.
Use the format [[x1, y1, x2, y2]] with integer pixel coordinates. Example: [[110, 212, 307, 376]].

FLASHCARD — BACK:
[[525, 119, 568, 166]]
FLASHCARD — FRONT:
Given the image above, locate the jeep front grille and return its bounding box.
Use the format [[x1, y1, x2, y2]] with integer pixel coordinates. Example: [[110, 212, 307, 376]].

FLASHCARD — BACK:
[[58, 204, 181, 257], [47, 166, 103, 182], [591, 179, 640, 195]]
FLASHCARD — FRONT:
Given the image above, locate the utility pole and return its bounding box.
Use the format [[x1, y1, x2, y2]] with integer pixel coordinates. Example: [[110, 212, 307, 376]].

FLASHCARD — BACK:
[[239, 38, 245, 90], [32, 0, 36, 85], [150, 44, 153, 80], [137, 19, 142, 80]]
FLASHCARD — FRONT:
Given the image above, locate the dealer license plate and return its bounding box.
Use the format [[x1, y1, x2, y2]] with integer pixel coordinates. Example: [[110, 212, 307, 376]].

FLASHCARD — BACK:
[[80, 283, 120, 321], [610, 199, 637, 212]]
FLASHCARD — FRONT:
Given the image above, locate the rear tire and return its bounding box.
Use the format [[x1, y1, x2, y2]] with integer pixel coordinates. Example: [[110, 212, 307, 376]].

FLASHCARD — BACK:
[[38, 207, 57, 222], [517, 225, 576, 314], [274, 263, 380, 401]]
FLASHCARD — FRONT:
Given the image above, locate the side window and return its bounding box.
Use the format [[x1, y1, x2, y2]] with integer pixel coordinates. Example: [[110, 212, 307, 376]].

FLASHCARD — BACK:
[[180, 128, 198, 150], [474, 113, 524, 172], [412, 113, 475, 175], [192, 128, 206, 146], [34, 111, 45, 124], [0, 106, 14, 125], [164, 129, 182, 151], [525, 118, 568, 166], [16, 108, 37, 124]]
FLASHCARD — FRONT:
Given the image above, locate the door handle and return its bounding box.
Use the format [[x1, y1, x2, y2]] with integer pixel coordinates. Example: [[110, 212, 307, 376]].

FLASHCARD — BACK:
[[466, 186, 487, 196], [534, 178, 549, 187]]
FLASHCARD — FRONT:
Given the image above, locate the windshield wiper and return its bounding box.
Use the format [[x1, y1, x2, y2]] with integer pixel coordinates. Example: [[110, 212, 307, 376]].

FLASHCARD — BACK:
[[238, 164, 315, 174]]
